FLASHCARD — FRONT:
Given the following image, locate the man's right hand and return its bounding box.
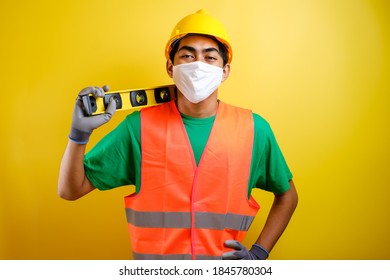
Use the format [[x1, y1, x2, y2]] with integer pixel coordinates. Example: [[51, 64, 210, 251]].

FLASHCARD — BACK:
[[68, 85, 117, 144]]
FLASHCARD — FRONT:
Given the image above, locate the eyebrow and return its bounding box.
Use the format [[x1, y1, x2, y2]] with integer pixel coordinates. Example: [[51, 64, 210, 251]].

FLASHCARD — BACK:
[[178, 46, 220, 54]]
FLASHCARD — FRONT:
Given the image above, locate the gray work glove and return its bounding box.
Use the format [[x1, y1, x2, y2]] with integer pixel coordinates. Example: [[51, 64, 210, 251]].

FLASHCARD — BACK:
[[222, 240, 269, 260], [69, 85, 116, 144]]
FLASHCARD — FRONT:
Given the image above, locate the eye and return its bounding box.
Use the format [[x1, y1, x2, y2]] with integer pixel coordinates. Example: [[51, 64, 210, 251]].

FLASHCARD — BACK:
[[206, 56, 217, 61], [180, 54, 194, 59]]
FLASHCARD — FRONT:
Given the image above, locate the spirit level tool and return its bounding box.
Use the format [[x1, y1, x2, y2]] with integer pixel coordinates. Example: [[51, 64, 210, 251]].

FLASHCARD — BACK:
[[82, 84, 176, 116]]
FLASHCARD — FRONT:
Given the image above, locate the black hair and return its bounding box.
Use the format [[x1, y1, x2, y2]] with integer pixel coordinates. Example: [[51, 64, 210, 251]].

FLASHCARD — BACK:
[[169, 34, 229, 66]]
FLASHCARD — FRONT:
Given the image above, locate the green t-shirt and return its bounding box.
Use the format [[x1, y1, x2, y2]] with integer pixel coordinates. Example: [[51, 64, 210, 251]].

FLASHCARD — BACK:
[[84, 108, 292, 197]]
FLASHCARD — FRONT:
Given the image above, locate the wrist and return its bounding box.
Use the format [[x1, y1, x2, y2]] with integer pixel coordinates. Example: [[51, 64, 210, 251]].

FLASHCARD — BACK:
[[69, 127, 91, 144], [250, 244, 269, 260]]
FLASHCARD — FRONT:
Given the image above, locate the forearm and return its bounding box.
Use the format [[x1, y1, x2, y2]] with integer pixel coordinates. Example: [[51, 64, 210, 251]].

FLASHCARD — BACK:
[[58, 140, 95, 200], [255, 180, 298, 252], [57, 85, 116, 200]]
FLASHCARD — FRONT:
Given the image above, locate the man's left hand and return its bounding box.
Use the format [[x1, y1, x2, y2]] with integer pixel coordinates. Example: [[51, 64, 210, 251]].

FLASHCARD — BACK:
[[222, 240, 269, 260]]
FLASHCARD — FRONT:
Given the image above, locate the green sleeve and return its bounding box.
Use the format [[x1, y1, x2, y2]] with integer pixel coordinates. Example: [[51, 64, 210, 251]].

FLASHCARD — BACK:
[[84, 111, 141, 191], [249, 113, 293, 195]]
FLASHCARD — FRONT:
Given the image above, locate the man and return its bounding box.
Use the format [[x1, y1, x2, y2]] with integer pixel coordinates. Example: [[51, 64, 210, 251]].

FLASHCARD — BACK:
[[58, 9, 298, 260]]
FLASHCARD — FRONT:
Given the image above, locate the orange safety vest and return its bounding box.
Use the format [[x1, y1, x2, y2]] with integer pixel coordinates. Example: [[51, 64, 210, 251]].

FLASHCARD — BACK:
[[124, 100, 260, 260]]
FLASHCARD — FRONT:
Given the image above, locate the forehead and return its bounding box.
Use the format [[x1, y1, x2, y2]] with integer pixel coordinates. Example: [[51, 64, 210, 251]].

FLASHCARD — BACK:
[[177, 35, 220, 51]]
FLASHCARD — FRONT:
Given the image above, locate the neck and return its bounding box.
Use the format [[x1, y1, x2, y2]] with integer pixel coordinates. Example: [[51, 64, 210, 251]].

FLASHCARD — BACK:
[[176, 92, 219, 118]]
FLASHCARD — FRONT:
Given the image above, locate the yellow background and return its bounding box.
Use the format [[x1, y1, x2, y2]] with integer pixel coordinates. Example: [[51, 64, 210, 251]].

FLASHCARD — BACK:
[[1, 0, 389, 259]]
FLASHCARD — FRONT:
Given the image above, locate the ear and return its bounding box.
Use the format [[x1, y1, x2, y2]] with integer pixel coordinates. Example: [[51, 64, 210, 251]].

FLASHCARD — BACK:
[[166, 59, 174, 78], [221, 63, 230, 82]]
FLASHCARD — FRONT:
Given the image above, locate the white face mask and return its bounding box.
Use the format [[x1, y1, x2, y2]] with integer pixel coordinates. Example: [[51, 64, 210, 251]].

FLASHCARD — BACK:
[[172, 61, 223, 104]]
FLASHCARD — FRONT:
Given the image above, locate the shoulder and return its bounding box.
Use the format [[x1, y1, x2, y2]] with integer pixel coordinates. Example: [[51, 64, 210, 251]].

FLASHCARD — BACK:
[[125, 102, 173, 129], [220, 102, 267, 124], [252, 112, 271, 131], [252, 113, 273, 138], [119, 111, 141, 135], [219, 101, 272, 133], [251, 113, 285, 151], [126, 111, 141, 121], [219, 101, 254, 122], [125, 110, 141, 122], [140, 101, 173, 114]]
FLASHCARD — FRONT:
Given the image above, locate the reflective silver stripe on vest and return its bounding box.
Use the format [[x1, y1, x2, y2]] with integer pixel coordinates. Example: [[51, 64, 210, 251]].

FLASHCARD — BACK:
[[133, 252, 222, 260], [195, 212, 254, 231], [125, 209, 191, 228], [125, 208, 255, 231]]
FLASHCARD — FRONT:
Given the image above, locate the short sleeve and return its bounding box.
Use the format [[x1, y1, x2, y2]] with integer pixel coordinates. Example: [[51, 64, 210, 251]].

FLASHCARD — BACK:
[[250, 113, 293, 195], [84, 111, 141, 190]]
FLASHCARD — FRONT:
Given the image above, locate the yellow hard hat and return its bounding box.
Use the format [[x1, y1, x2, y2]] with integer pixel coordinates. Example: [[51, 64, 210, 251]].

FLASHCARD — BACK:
[[165, 9, 233, 64]]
